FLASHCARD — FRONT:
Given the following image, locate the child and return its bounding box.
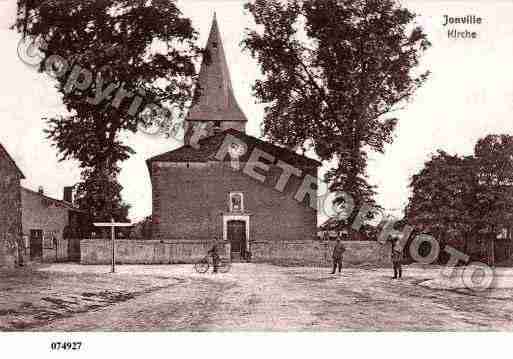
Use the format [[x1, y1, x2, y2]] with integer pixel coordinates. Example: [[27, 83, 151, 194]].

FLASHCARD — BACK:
[[208, 239, 220, 273]]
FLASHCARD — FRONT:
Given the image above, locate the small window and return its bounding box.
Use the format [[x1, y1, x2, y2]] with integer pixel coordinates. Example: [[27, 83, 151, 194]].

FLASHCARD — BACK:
[[229, 192, 244, 212], [214, 121, 221, 129]]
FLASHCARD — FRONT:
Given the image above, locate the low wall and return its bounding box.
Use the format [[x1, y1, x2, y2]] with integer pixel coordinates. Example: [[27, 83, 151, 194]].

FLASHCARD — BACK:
[[336, 240, 391, 266], [251, 240, 392, 267], [81, 239, 390, 266], [81, 239, 230, 265], [42, 239, 69, 263]]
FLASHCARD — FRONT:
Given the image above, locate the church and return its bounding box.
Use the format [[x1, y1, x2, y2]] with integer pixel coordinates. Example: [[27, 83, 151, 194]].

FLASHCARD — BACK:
[[146, 16, 320, 262]]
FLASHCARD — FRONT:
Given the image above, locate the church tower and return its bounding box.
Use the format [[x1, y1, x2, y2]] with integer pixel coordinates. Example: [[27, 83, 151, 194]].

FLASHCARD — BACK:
[[184, 14, 248, 144]]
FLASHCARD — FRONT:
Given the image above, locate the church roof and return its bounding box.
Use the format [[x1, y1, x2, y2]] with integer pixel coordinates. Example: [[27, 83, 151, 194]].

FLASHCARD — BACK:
[[147, 128, 321, 169], [185, 14, 248, 123], [0, 142, 25, 179]]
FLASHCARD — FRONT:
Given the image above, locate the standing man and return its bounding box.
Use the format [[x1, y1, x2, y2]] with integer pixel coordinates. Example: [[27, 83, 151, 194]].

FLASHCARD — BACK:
[[331, 237, 346, 274], [391, 237, 404, 279]]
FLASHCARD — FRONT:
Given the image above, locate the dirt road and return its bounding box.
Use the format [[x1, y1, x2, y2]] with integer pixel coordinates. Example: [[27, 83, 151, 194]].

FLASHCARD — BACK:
[[10, 263, 511, 331]]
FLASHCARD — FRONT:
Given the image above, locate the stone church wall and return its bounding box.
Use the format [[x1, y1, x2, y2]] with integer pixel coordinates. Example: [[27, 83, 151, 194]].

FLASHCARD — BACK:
[[151, 161, 318, 244]]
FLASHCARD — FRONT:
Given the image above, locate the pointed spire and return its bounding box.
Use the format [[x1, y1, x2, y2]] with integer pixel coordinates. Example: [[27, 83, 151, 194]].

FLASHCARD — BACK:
[[185, 14, 248, 125]]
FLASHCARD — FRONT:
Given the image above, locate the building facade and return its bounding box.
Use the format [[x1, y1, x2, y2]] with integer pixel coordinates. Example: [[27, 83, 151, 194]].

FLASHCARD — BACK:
[[147, 16, 320, 262], [0, 143, 24, 268], [21, 187, 88, 262]]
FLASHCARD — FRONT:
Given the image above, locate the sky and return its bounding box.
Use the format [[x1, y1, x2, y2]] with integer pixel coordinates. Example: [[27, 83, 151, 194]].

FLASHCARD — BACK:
[[0, 0, 512, 222]]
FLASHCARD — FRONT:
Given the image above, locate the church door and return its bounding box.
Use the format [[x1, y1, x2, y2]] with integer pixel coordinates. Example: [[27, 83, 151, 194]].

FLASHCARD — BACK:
[[227, 220, 246, 261]]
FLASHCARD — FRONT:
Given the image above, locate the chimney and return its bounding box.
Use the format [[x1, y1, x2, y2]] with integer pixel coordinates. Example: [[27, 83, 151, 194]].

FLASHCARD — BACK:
[[63, 186, 74, 203], [38, 186, 44, 195]]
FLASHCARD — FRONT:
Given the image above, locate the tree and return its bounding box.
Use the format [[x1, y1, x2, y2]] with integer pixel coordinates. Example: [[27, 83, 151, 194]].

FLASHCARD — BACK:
[[243, 0, 430, 215], [130, 215, 153, 240], [15, 0, 199, 220], [407, 135, 513, 265], [473, 134, 513, 265], [406, 151, 479, 258], [74, 167, 130, 223]]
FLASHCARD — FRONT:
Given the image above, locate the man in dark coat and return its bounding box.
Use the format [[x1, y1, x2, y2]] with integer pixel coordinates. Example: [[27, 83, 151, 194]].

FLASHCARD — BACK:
[[391, 238, 404, 279], [331, 237, 346, 274]]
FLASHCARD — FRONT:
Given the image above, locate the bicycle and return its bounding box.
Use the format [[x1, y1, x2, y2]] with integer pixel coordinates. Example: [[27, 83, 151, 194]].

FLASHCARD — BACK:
[[194, 255, 231, 274]]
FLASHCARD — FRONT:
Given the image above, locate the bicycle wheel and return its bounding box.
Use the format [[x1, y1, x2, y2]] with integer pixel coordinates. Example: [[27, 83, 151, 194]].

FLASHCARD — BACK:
[[218, 259, 231, 273], [194, 259, 210, 274]]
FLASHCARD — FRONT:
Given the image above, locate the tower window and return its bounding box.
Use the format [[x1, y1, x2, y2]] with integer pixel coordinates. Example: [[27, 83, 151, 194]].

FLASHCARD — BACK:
[[212, 41, 218, 49], [214, 121, 221, 130]]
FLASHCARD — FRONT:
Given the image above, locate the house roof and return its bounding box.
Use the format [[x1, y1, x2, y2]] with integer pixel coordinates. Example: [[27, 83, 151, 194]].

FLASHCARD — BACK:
[[21, 187, 85, 213], [185, 14, 248, 123], [0, 143, 25, 179], [147, 128, 321, 169]]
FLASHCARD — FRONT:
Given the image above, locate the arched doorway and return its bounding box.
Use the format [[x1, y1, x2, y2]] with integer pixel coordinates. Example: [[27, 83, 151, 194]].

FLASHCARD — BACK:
[[227, 220, 246, 261]]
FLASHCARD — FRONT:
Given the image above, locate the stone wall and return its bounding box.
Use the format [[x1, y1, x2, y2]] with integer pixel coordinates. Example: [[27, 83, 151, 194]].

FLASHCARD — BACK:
[[251, 240, 392, 267], [0, 148, 23, 268], [0, 243, 16, 268], [80, 238, 390, 267], [42, 238, 69, 263], [81, 239, 230, 265]]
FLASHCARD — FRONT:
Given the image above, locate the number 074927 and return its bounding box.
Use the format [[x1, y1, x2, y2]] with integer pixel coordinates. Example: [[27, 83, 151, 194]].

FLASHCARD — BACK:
[[50, 342, 82, 351]]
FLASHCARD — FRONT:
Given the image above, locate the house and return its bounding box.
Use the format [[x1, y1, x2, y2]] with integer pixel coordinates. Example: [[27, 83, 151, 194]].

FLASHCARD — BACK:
[[318, 217, 376, 241], [146, 16, 320, 263], [21, 186, 89, 262], [0, 143, 25, 268], [1, 143, 88, 266]]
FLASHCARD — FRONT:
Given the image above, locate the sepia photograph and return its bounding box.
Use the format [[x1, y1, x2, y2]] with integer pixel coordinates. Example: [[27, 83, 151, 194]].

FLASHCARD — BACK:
[[1, 0, 513, 356]]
